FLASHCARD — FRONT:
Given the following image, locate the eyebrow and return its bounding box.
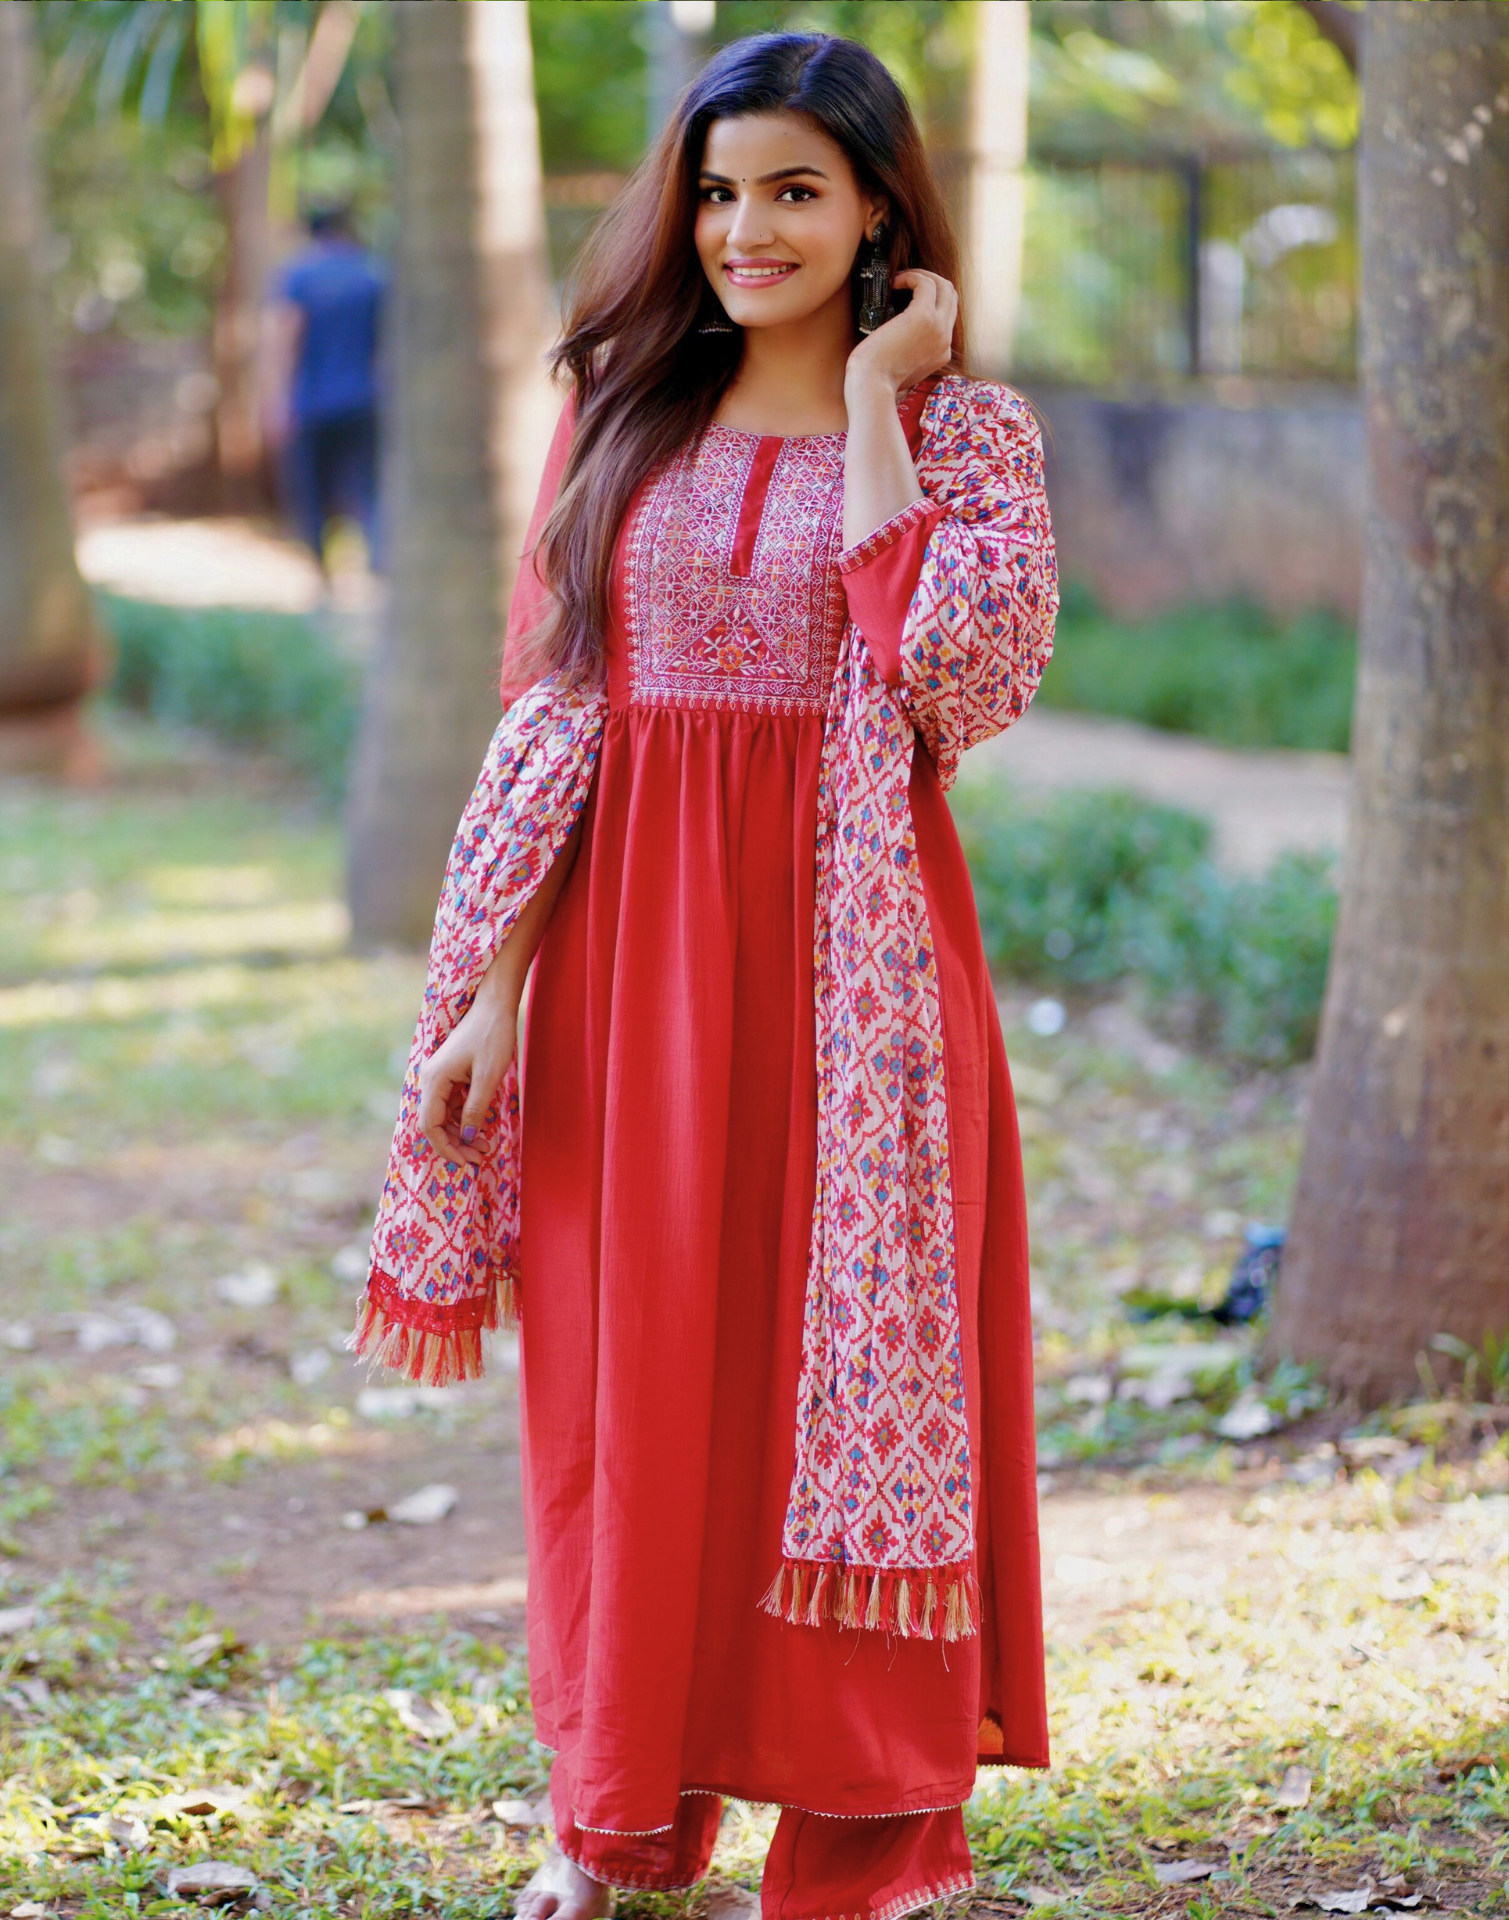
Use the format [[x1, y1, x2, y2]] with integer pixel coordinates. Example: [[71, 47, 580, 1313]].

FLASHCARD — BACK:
[[698, 164, 831, 185]]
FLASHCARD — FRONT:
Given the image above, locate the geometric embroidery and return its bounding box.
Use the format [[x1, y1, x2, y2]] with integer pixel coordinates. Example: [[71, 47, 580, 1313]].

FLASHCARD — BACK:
[[624, 426, 848, 715]]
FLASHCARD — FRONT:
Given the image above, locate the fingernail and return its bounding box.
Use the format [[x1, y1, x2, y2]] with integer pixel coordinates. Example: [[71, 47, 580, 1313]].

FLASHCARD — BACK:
[[460, 1125, 477, 1144]]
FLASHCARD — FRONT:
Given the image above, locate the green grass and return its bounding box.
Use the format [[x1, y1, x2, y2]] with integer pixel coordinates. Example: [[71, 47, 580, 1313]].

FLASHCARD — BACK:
[[0, 1493, 1503, 1916], [1040, 586, 1357, 754], [952, 778, 1337, 1066], [98, 593, 361, 800], [0, 778, 419, 1151]]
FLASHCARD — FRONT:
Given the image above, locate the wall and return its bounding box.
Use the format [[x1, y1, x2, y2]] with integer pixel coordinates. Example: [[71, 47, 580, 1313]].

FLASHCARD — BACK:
[[1023, 386, 1363, 621]]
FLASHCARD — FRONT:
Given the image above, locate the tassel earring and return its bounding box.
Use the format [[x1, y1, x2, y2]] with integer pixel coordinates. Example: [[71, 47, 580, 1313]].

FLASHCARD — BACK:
[[857, 225, 892, 335]]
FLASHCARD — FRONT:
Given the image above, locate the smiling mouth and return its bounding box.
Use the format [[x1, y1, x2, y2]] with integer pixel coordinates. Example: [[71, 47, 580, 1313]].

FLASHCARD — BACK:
[[723, 261, 798, 287]]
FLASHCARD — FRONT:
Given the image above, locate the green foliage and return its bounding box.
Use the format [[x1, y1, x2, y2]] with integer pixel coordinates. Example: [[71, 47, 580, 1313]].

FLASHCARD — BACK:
[[1029, 1, 1359, 159], [1041, 584, 1357, 753], [953, 781, 1338, 1066], [529, 1, 649, 175], [98, 593, 360, 799], [33, 1, 396, 342], [1225, 2, 1360, 149]]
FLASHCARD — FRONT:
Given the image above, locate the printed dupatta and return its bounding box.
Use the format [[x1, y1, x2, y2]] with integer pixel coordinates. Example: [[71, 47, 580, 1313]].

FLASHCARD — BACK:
[[353, 376, 1058, 1641]]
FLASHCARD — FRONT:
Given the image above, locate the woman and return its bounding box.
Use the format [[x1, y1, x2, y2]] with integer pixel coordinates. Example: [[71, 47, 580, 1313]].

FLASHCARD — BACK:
[[354, 33, 1056, 1920]]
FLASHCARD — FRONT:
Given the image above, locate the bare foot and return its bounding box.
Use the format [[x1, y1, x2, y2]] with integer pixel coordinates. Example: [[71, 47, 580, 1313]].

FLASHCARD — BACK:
[[515, 1848, 616, 1920]]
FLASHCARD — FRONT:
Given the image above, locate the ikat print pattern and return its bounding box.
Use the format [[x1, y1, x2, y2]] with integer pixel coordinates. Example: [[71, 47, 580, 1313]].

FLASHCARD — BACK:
[[888, 379, 1058, 790], [354, 678, 607, 1382], [781, 377, 1058, 1594], [785, 625, 972, 1579], [624, 425, 849, 715], [355, 378, 1057, 1627]]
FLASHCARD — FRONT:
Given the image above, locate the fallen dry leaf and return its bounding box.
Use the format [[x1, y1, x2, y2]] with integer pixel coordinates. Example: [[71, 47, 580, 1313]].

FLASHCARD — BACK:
[[214, 1263, 280, 1309], [162, 1860, 258, 1902], [384, 1688, 456, 1740], [1290, 1885, 1374, 1915], [1435, 1752, 1495, 1782], [1021, 1887, 1067, 1909], [492, 1797, 546, 1828], [77, 1812, 149, 1853], [1154, 1859, 1222, 1885], [180, 1630, 241, 1667], [11, 1903, 52, 1917], [131, 1788, 246, 1821], [0, 1605, 39, 1638], [388, 1482, 459, 1525], [703, 1889, 761, 1920], [1274, 1764, 1314, 1808]]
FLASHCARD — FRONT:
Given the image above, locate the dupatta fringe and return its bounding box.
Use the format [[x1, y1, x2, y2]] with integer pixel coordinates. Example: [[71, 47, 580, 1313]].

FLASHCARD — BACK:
[[758, 1559, 978, 1644], [349, 1272, 517, 1387]]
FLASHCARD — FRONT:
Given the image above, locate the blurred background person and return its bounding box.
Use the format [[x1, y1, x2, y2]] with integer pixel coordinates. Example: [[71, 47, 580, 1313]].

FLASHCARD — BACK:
[[262, 200, 387, 574]]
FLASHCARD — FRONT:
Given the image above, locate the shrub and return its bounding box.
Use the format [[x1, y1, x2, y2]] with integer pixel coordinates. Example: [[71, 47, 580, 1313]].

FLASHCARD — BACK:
[[1040, 583, 1356, 754], [98, 592, 360, 800], [951, 778, 1337, 1066]]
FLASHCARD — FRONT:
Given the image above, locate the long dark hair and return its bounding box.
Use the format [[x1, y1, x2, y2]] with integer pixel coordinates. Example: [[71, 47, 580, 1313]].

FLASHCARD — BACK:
[[515, 32, 966, 689]]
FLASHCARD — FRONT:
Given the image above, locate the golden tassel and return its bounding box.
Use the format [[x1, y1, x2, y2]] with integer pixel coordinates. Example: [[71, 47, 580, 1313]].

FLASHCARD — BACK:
[[758, 1565, 787, 1620], [807, 1566, 830, 1628], [865, 1573, 883, 1630], [895, 1577, 912, 1638], [920, 1574, 938, 1638]]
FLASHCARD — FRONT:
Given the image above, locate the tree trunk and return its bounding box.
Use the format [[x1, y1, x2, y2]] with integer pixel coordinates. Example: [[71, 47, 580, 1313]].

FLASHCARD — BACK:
[[1264, 2, 1508, 1404], [0, 2, 104, 774], [346, 0, 555, 947], [212, 121, 275, 512], [966, 1, 1030, 377]]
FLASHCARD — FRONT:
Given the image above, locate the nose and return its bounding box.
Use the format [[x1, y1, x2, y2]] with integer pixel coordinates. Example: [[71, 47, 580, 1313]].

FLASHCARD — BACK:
[[725, 192, 774, 252]]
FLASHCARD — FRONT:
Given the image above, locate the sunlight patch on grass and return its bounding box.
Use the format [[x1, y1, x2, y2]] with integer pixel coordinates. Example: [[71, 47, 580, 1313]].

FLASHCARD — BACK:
[[39, 900, 351, 972]]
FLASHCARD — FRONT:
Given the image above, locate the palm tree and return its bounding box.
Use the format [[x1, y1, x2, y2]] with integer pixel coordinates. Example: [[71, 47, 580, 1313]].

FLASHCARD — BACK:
[[1265, 1, 1508, 1403], [0, 2, 102, 774], [345, 0, 555, 945]]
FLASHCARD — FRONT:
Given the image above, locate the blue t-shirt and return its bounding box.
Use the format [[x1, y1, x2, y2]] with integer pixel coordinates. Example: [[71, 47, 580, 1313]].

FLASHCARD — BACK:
[[273, 239, 387, 426]]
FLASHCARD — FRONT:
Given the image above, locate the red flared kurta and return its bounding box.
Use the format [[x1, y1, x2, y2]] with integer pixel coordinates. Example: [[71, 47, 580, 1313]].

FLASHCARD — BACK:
[[509, 383, 1046, 1842]]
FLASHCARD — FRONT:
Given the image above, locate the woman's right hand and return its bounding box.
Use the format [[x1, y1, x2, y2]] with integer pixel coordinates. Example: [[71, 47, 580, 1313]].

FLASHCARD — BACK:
[[416, 972, 521, 1168]]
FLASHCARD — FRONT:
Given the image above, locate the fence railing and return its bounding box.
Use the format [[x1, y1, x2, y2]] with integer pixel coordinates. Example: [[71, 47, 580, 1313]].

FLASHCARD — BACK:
[[1014, 149, 1357, 386], [541, 148, 1359, 391]]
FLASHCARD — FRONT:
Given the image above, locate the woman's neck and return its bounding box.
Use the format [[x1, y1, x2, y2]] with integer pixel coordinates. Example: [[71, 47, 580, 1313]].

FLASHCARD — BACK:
[[712, 289, 858, 436]]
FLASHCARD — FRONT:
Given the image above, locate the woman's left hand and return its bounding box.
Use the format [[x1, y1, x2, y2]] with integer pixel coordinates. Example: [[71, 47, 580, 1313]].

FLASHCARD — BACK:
[[846, 269, 958, 397]]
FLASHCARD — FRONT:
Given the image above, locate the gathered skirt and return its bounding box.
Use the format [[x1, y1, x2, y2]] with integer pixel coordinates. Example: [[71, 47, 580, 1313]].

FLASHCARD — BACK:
[[518, 704, 1046, 1839]]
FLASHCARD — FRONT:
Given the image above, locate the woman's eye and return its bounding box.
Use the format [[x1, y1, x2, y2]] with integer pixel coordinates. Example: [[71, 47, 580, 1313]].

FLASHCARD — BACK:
[[776, 185, 816, 203], [699, 186, 734, 204]]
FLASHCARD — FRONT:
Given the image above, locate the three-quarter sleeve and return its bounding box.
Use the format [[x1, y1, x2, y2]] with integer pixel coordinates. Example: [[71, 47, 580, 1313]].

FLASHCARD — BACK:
[[499, 390, 577, 704], [836, 497, 946, 687], [852, 380, 1057, 788]]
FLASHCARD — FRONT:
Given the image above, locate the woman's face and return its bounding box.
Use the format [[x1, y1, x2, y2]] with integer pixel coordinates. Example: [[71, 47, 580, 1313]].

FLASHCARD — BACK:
[[694, 110, 887, 333]]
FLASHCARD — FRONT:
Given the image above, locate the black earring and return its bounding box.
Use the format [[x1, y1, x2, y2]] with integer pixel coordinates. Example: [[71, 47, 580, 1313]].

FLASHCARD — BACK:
[[857, 226, 891, 335], [697, 298, 737, 336]]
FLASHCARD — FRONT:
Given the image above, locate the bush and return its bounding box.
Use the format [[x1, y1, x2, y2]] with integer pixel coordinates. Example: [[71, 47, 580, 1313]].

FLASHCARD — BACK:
[[1040, 583, 1356, 753], [952, 779, 1337, 1066], [98, 592, 361, 800]]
